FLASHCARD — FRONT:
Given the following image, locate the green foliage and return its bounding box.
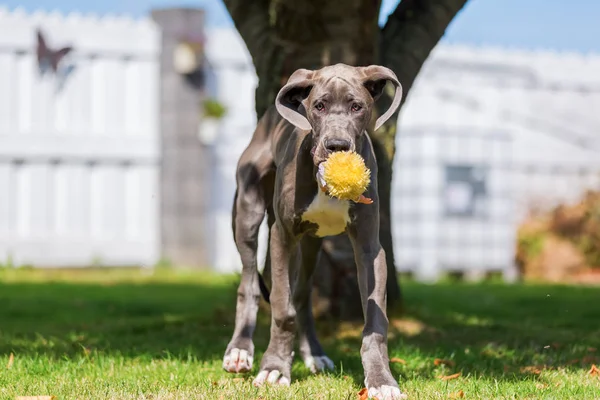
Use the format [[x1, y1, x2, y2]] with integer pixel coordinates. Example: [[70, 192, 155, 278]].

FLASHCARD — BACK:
[[553, 192, 600, 268], [576, 201, 600, 267], [1, 269, 599, 399], [202, 98, 227, 119], [518, 232, 546, 260]]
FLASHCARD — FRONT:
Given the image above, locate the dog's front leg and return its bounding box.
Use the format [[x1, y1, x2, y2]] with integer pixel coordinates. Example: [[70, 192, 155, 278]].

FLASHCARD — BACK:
[[295, 236, 334, 374], [253, 222, 296, 386], [349, 227, 407, 400]]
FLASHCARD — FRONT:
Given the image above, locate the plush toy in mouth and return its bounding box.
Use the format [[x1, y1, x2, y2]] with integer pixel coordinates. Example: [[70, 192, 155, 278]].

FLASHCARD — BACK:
[[316, 151, 373, 204]]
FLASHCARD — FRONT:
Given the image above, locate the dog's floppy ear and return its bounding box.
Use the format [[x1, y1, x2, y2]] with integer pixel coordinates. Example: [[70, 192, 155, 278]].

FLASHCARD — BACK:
[[361, 65, 403, 131], [275, 69, 314, 131]]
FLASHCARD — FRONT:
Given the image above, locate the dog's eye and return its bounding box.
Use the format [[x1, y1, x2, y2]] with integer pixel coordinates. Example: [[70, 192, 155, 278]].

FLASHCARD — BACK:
[[315, 102, 325, 112], [351, 103, 362, 112]]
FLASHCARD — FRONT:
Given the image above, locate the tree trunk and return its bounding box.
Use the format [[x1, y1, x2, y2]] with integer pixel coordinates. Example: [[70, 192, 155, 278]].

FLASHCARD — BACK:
[[223, 0, 469, 319], [256, 0, 382, 116], [371, 0, 470, 314]]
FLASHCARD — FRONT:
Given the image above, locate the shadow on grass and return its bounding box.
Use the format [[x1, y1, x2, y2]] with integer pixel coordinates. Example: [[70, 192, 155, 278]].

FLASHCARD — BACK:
[[0, 274, 240, 361], [1, 271, 599, 388]]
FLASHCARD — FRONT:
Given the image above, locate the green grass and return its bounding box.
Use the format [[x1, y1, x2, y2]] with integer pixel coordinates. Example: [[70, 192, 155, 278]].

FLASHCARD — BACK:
[[0, 268, 599, 399]]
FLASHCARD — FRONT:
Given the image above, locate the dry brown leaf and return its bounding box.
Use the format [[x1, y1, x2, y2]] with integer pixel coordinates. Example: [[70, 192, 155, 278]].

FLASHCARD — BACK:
[[16, 397, 56, 400], [448, 390, 465, 398], [434, 358, 456, 367], [358, 387, 369, 400], [7, 353, 14, 369], [390, 357, 407, 365], [440, 372, 461, 381], [589, 364, 600, 377], [520, 366, 542, 375], [588, 347, 597, 353]]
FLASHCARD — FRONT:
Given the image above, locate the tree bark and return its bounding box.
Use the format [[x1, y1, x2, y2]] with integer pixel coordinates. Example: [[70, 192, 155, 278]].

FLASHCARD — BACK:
[[223, 0, 468, 319], [380, 0, 469, 107], [370, 0, 470, 313]]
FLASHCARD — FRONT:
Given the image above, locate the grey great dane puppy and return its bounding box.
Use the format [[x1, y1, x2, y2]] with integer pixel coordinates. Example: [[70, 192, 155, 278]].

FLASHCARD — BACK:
[[223, 64, 405, 400]]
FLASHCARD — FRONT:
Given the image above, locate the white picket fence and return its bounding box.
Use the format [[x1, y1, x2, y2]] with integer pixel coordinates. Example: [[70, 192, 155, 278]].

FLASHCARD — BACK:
[[0, 9, 161, 267]]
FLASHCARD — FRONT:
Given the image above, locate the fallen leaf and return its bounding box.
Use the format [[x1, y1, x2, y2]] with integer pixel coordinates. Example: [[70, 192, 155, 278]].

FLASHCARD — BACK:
[[434, 358, 456, 367], [588, 347, 597, 353], [16, 397, 56, 400], [448, 390, 464, 398], [589, 364, 600, 377], [440, 372, 461, 381], [212, 381, 218, 386], [535, 383, 548, 390], [232, 377, 245, 382], [358, 387, 369, 400], [7, 353, 14, 369], [390, 357, 407, 365], [520, 366, 543, 375]]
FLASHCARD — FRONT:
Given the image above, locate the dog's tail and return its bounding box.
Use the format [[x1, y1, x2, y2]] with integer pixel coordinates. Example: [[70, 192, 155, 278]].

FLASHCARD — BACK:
[[257, 271, 270, 303]]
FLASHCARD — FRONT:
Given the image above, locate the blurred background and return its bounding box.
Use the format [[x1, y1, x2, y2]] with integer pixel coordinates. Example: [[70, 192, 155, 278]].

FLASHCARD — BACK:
[[1, 1, 600, 398], [0, 0, 599, 304]]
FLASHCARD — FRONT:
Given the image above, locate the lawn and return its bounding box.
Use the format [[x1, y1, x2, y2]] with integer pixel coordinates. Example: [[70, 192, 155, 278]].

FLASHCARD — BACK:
[[0, 268, 599, 400]]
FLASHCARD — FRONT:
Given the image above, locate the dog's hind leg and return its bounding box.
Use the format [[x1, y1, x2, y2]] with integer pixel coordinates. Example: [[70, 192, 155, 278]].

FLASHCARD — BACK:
[[294, 236, 334, 373], [223, 164, 270, 374]]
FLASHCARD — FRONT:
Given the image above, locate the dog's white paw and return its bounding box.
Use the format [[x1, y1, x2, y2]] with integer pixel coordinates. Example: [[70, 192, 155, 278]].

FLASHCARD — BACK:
[[253, 370, 290, 386], [367, 385, 407, 400], [304, 355, 334, 373], [223, 348, 253, 373]]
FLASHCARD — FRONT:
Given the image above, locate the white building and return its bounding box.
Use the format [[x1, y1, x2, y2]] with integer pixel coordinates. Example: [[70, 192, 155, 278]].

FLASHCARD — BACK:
[[204, 29, 600, 280]]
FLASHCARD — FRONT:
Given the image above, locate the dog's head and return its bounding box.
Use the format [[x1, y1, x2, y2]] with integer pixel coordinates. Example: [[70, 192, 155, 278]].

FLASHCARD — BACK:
[[275, 63, 403, 166]]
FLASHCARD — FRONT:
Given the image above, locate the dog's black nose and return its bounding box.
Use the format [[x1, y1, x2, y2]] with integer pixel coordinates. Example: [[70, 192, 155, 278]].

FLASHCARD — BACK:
[[325, 138, 352, 153]]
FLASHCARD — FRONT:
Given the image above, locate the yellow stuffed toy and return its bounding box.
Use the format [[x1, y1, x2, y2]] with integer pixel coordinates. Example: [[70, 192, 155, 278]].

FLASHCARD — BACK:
[[316, 151, 373, 204]]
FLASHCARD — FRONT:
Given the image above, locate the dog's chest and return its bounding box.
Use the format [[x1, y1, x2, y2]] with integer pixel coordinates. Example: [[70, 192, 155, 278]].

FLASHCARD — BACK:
[[301, 191, 350, 237]]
